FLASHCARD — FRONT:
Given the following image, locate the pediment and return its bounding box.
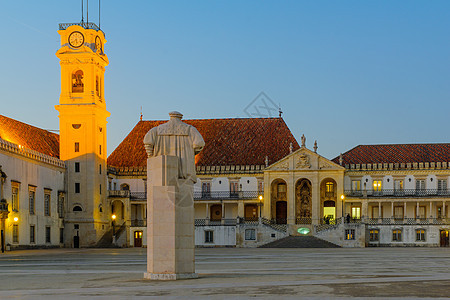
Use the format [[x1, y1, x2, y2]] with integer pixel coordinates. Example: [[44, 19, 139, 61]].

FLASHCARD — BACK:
[[266, 147, 344, 171]]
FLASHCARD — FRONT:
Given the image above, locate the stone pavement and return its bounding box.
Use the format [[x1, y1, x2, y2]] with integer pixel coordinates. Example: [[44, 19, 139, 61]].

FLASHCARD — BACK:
[[0, 247, 449, 299]]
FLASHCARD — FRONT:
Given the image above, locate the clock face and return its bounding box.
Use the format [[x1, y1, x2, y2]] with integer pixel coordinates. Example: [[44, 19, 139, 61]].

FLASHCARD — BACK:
[[95, 36, 102, 53], [69, 31, 84, 48]]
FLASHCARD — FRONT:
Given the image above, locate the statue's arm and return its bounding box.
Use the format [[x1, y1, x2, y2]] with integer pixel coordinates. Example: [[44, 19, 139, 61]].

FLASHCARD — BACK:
[[143, 128, 156, 157], [191, 127, 205, 155]]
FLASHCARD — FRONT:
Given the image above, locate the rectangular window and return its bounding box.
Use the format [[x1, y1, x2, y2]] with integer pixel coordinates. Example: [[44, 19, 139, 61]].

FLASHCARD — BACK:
[[60, 228, 64, 244], [394, 206, 404, 219], [257, 180, 264, 193], [29, 188, 35, 215], [13, 224, 19, 243], [416, 179, 425, 190], [99, 145, 102, 155], [392, 229, 402, 241], [230, 181, 239, 197], [416, 229, 426, 241], [74, 142, 80, 152], [245, 229, 256, 241], [369, 229, 379, 241], [45, 226, 51, 243], [394, 180, 403, 190], [202, 182, 211, 198], [345, 229, 355, 240], [11, 185, 19, 211], [30, 225, 35, 243], [438, 179, 447, 193], [44, 192, 51, 216], [75, 183, 80, 193], [99, 184, 102, 195], [99, 164, 102, 174], [351, 180, 361, 191], [351, 206, 361, 219], [57, 193, 64, 218], [75, 162, 80, 173], [373, 180, 382, 191], [204, 230, 214, 243]]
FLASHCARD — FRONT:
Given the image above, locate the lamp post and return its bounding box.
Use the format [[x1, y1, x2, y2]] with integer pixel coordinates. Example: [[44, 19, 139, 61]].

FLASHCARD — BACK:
[[341, 194, 345, 222], [258, 195, 263, 219], [111, 214, 116, 236]]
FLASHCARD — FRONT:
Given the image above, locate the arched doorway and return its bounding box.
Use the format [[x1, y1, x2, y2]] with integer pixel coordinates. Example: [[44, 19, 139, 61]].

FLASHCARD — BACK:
[[111, 200, 125, 221], [295, 179, 312, 224], [320, 179, 337, 224], [134, 231, 143, 247], [271, 179, 287, 224]]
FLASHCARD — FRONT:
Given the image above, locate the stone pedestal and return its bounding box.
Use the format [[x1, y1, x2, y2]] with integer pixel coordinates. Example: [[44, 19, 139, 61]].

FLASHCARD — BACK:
[[144, 155, 197, 280]]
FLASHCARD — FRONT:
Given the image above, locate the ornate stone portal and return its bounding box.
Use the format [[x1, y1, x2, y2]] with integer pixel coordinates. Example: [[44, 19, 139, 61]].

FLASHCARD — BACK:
[[143, 111, 204, 280]]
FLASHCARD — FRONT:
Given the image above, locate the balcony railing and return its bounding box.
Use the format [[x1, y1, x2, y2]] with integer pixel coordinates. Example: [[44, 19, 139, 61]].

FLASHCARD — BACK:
[[194, 191, 260, 200], [59, 22, 101, 31], [366, 218, 449, 225], [345, 189, 450, 198], [108, 190, 130, 198]]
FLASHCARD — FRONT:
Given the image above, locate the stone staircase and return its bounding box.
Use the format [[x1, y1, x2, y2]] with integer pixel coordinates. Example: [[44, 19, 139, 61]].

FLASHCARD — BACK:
[[259, 236, 340, 248]]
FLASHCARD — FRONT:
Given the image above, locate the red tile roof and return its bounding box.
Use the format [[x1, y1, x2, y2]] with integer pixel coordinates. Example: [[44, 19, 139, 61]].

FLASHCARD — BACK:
[[107, 117, 299, 168], [0, 115, 60, 158], [332, 143, 450, 166]]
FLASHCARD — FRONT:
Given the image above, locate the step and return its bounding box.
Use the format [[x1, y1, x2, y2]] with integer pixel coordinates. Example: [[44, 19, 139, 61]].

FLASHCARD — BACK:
[[259, 236, 340, 248]]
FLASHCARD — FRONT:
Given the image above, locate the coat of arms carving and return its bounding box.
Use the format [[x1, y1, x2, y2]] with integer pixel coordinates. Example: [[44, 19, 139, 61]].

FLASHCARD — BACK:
[[296, 154, 310, 169]]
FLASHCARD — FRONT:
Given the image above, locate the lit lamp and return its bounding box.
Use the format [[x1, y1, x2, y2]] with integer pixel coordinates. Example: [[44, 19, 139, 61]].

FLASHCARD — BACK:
[[258, 195, 263, 218], [340, 194, 345, 219], [111, 214, 116, 236], [13, 217, 18, 222]]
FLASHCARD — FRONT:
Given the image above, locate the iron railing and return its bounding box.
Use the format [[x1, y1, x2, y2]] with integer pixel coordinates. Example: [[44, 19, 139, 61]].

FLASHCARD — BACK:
[[130, 192, 146, 200], [59, 22, 101, 31], [345, 189, 450, 198], [194, 219, 238, 226], [108, 190, 130, 198], [365, 217, 449, 225], [193, 191, 261, 200]]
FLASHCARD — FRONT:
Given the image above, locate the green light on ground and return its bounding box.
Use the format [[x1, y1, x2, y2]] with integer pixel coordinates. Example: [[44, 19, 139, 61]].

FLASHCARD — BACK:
[[297, 227, 310, 235]]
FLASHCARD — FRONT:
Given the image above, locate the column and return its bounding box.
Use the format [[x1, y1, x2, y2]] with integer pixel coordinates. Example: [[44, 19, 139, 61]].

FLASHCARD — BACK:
[[443, 201, 446, 218], [237, 201, 244, 219], [430, 201, 433, 218], [416, 202, 419, 219], [205, 203, 209, 222], [378, 201, 382, 220], [287, 176, 295, 225], [404, 201, 407, 219], [391, 202, 394, 218], [221, 202, 225, 225], [362, 200, 368, 221]]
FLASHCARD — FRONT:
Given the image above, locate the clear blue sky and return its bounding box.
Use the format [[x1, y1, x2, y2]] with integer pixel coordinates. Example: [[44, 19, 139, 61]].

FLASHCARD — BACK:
[[1, 1, 449, 159]]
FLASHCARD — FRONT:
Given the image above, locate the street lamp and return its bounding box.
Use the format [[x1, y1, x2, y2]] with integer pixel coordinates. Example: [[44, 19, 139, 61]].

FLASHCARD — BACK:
[[258, 195, 263, 219], [340, 194, 345, 221], [111, 214, 116, 236], [13, 217, 18, 222]]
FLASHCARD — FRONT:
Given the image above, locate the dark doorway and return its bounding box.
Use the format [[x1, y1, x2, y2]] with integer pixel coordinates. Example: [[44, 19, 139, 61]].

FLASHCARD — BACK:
[[440, 230, 449, 247], [134, 231, 143, 247], [245, 204, 258, 221], [276, 201, 287, 224], [73, 235, 80, 248]]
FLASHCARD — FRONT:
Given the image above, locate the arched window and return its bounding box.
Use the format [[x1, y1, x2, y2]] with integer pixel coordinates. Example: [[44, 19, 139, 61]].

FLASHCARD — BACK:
[[72, 70, 84, 93], [73, 205, 83, 212], [120, 184, 130, 191]]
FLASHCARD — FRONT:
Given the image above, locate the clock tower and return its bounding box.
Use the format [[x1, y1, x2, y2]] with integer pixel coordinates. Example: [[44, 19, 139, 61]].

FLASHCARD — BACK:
[[55, 23, 110, 247]]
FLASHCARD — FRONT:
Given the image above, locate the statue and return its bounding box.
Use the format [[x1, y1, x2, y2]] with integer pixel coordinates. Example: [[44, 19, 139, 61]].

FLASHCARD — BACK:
[[144, 111, 204, 183], [301, 134, 306, 147], [143, 111, 204, 280]]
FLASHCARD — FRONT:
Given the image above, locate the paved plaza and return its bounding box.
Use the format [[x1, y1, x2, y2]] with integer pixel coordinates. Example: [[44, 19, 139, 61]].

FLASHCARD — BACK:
[[0, 247, 449, 299]]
